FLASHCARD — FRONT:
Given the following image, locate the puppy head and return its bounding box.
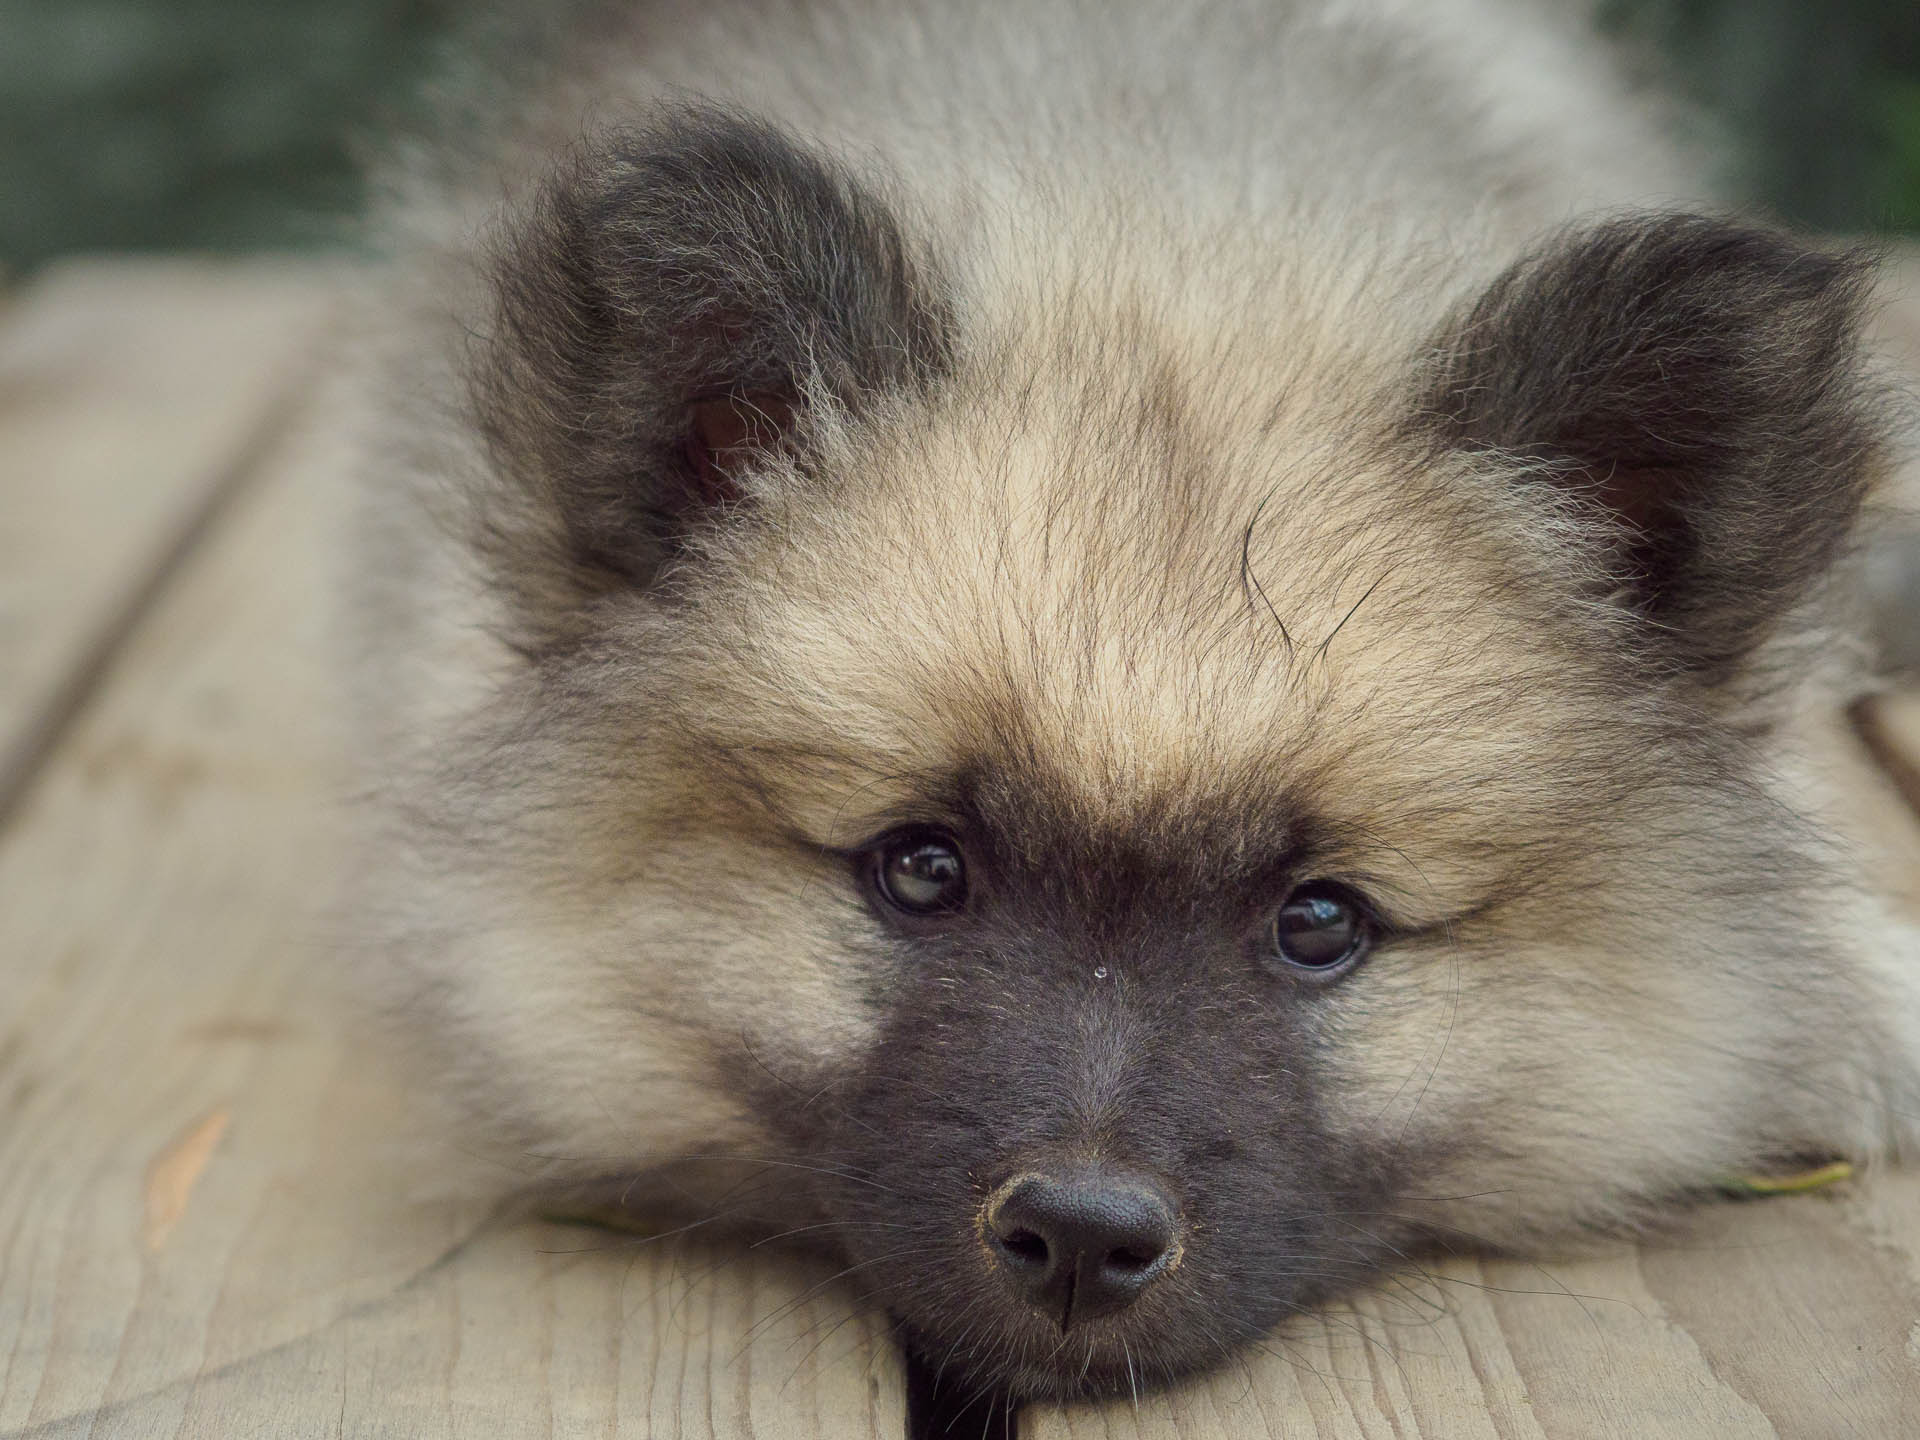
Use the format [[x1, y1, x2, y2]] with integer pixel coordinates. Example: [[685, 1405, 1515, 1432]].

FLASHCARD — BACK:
[[394, 108, 1886, 1398]]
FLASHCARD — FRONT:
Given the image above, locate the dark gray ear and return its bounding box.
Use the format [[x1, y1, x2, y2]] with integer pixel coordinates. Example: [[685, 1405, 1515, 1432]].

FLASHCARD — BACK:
[[1418, 214, 1884, 681], [474, 106, 949, 600]]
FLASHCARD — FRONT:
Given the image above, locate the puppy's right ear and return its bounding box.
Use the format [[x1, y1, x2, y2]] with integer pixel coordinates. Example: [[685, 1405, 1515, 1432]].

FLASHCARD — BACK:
[[1415, 214, 1883, 685], [471, 107, 950, 622]]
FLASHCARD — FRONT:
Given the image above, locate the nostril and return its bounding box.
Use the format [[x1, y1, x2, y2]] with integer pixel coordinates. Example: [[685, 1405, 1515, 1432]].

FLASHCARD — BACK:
[[1105, 1245, 1157, 1273], [997, 1228, 1050, 1267]]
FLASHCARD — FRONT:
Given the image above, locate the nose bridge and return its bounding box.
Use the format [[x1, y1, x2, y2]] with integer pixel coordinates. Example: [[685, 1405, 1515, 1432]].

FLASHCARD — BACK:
[[1053, 972, 1161, 1151]]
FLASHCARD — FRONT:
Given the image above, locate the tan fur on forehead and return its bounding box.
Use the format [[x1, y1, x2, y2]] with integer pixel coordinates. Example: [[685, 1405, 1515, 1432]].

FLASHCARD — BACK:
[[634, 376, 1644, 940]]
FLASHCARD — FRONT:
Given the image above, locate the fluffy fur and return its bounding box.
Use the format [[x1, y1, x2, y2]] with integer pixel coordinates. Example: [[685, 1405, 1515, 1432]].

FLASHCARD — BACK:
[[343, 0, 1920, 1401]]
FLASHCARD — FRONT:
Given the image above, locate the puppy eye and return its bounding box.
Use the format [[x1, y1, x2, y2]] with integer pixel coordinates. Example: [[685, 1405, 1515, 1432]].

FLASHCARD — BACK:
[[871, 828, 968, 915], [1269, 883, 1375, 976]]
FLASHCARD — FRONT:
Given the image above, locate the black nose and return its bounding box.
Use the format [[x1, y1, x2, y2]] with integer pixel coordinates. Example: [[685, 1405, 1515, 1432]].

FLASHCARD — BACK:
[[983, 1169, 1181, 1328]]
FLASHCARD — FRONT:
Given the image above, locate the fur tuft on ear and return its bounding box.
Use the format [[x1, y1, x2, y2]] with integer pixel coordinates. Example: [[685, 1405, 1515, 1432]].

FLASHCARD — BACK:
[[1418, 213, 1885, 681], [471, 105, 950, 617]]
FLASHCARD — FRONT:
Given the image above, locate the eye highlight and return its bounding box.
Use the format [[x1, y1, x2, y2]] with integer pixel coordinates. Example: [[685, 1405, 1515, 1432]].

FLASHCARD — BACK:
[[869, 828, 969, 916], [1268, 882, 1375, 976]]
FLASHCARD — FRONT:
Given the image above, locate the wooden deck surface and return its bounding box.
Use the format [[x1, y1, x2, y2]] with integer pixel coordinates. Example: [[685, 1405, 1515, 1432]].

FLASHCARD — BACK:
[[1, 258, 1917, 1439]]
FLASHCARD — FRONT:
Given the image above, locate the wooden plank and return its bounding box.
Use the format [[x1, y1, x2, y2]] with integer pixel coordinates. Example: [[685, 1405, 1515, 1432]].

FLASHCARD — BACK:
[[1024, 1170, 1920, 1440], [0, 257, 337, 821], [0, 325, 905, 1438]]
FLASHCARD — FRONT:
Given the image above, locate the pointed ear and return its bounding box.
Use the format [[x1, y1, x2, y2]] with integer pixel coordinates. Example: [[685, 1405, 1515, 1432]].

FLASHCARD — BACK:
[[473, 106, 950, 603], [1417, 214, 1884, 680]]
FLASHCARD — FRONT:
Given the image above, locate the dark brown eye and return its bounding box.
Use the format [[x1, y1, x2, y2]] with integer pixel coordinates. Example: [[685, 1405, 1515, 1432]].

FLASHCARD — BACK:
[[1270, 883, 1374, 975], [872, 829, 968, 915]]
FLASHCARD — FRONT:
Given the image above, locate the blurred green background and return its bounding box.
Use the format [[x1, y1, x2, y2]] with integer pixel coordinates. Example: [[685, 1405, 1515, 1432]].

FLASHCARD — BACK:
[[1603, 0, 1920, 232], [0, 0, 458, 271], [1, 0, 1918, 273]]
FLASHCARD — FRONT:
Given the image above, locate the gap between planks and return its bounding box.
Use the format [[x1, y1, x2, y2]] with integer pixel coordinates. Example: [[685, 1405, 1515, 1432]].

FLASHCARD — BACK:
[[0, 260, 345, 830], [0, 352, 326, 829]]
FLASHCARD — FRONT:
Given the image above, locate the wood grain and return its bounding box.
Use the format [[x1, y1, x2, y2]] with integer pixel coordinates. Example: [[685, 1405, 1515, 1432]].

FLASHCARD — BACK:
[[1025, 1172, 1920, 1440], [0, 258, 337, 819], [0, 268, 905, 1440]]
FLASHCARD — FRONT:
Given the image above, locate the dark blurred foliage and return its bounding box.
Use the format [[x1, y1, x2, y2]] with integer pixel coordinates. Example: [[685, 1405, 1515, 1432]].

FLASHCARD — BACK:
[[1602, 0, 1920, 229], [0, 0, 458, 269], [1, 0, 1918, 271]]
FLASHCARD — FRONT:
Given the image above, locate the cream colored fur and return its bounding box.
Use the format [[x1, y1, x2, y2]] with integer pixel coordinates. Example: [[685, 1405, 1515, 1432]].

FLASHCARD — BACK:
[[340, 0, 1920, 1380]]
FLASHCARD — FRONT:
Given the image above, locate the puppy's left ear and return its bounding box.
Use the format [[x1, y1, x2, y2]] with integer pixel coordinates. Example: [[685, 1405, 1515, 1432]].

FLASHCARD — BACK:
[[1419, 214, 1885, 681]]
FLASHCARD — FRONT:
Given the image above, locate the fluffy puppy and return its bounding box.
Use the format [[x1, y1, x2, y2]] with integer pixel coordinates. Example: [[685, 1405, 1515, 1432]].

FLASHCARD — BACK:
[[344, 0, 1920, 1401]]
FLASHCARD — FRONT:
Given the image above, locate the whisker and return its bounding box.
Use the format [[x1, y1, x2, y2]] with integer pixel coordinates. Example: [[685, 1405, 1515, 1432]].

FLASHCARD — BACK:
[[736, 1245, 944, 1350]]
